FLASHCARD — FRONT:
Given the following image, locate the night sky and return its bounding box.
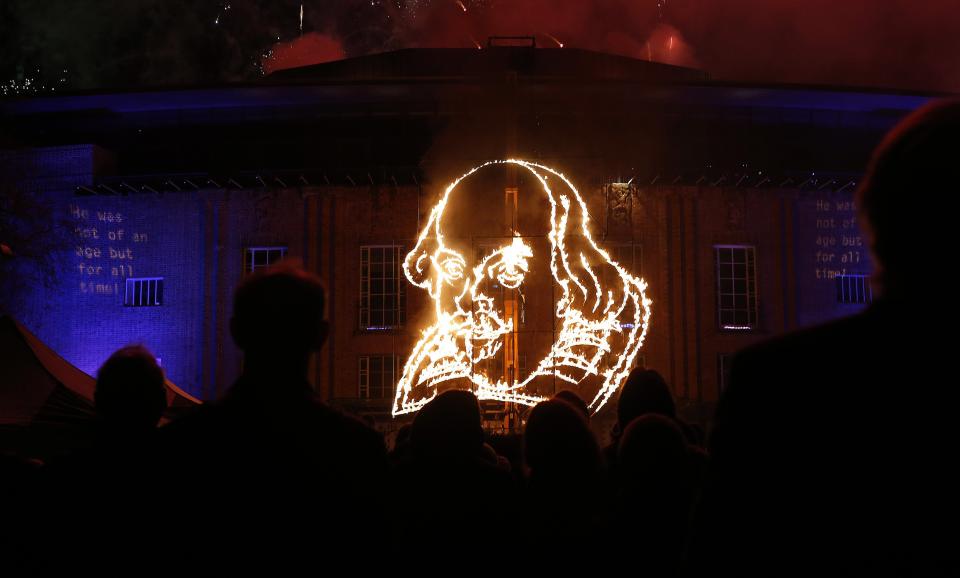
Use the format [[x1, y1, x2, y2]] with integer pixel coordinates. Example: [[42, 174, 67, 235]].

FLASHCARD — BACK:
[[2, 0, 958, 95]]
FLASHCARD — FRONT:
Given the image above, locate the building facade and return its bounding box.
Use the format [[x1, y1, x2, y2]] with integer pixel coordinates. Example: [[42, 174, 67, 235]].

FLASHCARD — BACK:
[[0, 47, 933, 428]]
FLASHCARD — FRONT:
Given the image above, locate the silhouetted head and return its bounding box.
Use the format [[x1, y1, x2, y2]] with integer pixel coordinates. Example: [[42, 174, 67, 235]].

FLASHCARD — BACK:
[[410, 390, 484, 460], [857, 99, 960, 297], [230, 262, 328, 362], [617, 368, 676, 430], [95, 345, 167, 433], [617, 414, 688, 487], [524, 399, 600, 482], [553, 389, 590, 421]]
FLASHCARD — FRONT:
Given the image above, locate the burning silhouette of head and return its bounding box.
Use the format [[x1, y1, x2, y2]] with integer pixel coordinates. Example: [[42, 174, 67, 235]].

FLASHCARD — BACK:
[[393, 160, 651, 416]]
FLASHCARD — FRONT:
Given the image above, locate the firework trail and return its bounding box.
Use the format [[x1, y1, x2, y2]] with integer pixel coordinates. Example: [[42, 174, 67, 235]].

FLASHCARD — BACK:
[[214, 3, 231, 26]]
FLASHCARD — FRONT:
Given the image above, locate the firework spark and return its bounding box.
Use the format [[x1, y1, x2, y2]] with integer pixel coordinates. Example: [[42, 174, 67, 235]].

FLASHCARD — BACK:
[[214, 3, 230, 26], [545, 33, 564, 48]]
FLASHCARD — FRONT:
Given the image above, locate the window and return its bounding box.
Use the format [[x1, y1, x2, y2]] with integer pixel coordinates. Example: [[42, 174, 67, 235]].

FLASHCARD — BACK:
[[478, 352, 527, 385], [610, 243, 642, 277], [715, 246, 758, 330], [836, 274, 873, 304], [608, 243, 642, 328], [475, 243, 526, 325], [124, 277, 163, 307], [476, 245, 501, 292], [358, 355, 400, 399], [717, 353, 733, 394], [245, 246, 287, 274], [359, 246, 405, 330]]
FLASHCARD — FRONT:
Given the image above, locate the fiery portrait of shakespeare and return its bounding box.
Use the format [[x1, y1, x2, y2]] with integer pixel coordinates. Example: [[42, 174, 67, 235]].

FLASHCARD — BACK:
[[393, 160, 652, 416]]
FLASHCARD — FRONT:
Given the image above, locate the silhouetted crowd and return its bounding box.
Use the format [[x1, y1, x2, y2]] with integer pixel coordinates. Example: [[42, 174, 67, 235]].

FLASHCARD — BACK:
[[4, 100, 960, 576]]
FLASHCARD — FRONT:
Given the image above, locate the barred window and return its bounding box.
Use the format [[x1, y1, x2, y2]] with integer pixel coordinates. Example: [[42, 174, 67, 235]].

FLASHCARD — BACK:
[[124, 277, 163, 307], [715, 246, 758, 330], [836, 274, 873, 304], [359, 246, 405, 330], [245, 246, 287, 274], [358, 355, 400, 399]]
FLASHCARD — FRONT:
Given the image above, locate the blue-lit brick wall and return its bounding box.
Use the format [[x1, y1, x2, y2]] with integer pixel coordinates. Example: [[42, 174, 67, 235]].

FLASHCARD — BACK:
[[18, 192, 206, 398], [6, 146, 328, 399]]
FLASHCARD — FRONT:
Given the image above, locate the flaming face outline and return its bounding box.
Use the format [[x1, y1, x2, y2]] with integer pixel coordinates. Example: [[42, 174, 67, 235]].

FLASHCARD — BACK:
[[393, 160, 652, 416]]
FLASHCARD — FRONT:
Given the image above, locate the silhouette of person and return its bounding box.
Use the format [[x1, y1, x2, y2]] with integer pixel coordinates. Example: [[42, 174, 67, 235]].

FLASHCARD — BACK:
[[2, 452, 43, 573], [615, 414, 703, 577], [94, 345, 168, 437], [43, 345, 168, 573], [687, 100, 960, 576], [392, 389, 515, 565], [604, 368, 698, 482], [553, 389, 591, 421], [156, 263, 388, 570], [524, 399, 603, 547]]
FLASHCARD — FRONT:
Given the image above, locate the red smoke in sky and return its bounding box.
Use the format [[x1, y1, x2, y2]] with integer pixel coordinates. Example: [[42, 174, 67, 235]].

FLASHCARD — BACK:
[[272, 0, 959, 92], [668, 0, 960, 92], [263, 32, 346, 75]]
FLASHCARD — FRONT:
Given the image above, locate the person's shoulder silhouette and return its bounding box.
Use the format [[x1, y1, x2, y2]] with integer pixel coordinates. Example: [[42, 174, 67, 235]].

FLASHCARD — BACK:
[[156, 262, 387, 570], [392, 389, 516, 565], [690, 100, 960, 576], [40, 345, 168, 573]]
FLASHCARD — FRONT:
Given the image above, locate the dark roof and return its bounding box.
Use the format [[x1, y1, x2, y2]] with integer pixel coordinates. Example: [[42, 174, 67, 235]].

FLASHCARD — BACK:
[[267, 46, 710, 84], [0, 47, 945, 184]]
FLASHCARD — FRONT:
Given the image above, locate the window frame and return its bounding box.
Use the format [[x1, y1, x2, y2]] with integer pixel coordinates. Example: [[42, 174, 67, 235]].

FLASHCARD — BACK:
[[717, 352, 733, 395], [608, 242, 643, 278], [359, 245, 406, 331], [244, 246, 288, 275], [474, 241, 529, 327], [714, 245, 758, 331], [358, 354, 401, 400]]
